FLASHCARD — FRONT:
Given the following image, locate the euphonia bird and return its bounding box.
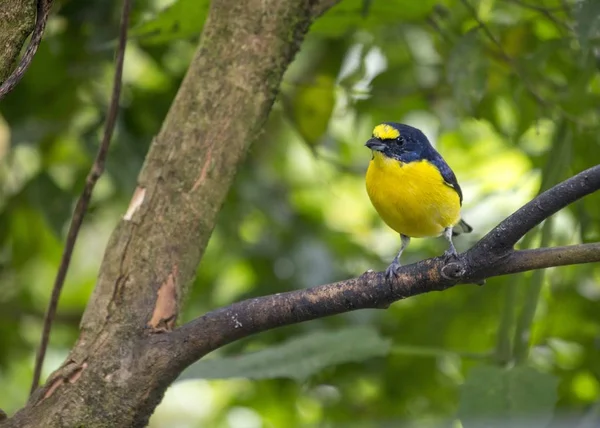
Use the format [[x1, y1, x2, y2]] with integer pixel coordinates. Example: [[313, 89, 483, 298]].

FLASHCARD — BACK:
[[365, 123, 472, 278]]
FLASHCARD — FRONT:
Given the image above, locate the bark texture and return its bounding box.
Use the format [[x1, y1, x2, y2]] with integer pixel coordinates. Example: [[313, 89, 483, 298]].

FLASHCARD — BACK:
[[0, 0, 36, 82], [3, 0, 597, 426], [155, 165, 600, 369], [3, 1, 337, 427]]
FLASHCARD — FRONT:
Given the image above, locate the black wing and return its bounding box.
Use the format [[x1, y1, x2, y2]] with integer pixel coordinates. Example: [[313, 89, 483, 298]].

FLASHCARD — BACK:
[[395, 134, 464, 205], [430, 156, 463, 205]]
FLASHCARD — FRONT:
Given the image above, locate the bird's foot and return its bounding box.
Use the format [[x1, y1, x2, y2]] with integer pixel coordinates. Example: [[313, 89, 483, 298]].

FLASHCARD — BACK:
[[385, 260, 402, 280], [442, 248, 459, 262]]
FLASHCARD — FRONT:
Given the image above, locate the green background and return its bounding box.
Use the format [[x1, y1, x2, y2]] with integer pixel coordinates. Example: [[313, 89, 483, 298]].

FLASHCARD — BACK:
[[1, 0, 599, 427]]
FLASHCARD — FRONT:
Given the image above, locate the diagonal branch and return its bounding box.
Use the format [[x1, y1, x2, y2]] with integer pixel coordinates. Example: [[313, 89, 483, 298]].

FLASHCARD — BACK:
[[4, 1, 342, 427], [29, 0, 133, 395], [160, 165, 600, 370], [469, 164, 600, 258], [311, 0, 341, 17], [502, 0, 571, 34]]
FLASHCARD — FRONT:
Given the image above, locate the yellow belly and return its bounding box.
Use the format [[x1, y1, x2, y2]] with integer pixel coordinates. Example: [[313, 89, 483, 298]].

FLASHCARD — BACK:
[[366, 152, 461, 238]]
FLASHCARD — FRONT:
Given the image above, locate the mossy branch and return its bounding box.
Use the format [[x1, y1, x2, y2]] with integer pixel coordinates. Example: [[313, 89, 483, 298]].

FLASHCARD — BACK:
[[0, 0, 36, 82]]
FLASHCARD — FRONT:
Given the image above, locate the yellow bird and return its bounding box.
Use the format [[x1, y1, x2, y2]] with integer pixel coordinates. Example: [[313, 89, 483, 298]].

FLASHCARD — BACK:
[[365, 122, 472, 278]]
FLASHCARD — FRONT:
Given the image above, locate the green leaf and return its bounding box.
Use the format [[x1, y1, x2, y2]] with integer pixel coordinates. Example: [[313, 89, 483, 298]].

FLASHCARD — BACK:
[[575, 0, 600, 52], [179, 327, 391, 381], [288, 74, 337, 148], [458, 365, 559, 428], [447, 30, 489, 112], [129, 0, 210, 45], [23, 172, 73, 237], [311, 0, 438, 36]]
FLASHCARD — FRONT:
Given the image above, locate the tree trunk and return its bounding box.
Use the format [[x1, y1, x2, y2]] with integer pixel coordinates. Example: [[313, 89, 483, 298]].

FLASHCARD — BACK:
[[2, 1, 337, 426]]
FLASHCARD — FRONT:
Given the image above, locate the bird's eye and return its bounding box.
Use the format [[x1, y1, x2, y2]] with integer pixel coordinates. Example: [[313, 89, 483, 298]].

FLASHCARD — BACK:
[[396, 136, 405, 145]]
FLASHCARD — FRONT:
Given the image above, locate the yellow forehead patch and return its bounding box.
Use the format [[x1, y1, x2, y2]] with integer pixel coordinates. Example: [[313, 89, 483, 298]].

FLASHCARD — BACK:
[[372, 124, 400, 140]]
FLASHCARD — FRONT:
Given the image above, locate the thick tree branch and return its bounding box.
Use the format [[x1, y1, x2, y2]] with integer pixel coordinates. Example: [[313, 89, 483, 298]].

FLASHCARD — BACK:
[[162, 241, 600, 368], [7, 0, 595, 425], [490, 243, 600, 275], [29, 0, 132, 395], [158, 165, 600, 371], [311, 0, 342, 17], [3, 1, 340, 427]]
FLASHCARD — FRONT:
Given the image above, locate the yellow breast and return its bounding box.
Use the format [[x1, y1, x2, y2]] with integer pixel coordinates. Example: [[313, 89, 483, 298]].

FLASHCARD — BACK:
[[366, 152, 461, 238]]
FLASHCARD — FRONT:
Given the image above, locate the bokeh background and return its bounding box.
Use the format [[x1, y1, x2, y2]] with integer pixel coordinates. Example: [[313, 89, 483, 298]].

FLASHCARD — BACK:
[[1, 0, 600, 426]]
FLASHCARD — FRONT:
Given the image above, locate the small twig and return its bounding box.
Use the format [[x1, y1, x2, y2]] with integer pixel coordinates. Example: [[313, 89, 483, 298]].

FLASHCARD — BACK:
[[426, 15, 455, 45], [0, 0, 54, 101], [503, 0, 568, 13], [494, 278, 517, 365], [502, 0, 571, 33], [459, 0, 582, 124], [0, 305, 81, 325], [461, 0, 534, 78], [510, 122, 571, 363], [494, 122, 570, 365], [512, 217, 554, 363], [29, 0, 133, 395], [559, 0, 573, 17]]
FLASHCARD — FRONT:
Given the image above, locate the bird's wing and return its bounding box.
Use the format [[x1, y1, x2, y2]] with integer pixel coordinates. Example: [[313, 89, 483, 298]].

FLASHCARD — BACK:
[[397, 144, 464, 205], [431, 157, 463, 205]]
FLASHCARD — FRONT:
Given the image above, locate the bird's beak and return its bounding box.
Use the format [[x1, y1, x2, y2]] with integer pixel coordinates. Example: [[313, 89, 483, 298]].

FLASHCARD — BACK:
[[365, 138, 386, 151]]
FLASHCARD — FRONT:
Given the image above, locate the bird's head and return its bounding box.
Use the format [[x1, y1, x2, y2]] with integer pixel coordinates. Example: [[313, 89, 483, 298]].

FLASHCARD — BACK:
[[365, 122, 432, 161]]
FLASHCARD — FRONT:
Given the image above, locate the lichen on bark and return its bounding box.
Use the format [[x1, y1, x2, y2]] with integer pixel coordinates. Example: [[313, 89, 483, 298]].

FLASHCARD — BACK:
[[0, 0, 36, 83]]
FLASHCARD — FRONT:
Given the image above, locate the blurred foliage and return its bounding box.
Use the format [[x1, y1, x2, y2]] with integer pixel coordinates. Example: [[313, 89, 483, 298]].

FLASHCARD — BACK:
[[180, 327, 391, 382], [458, 365, 558, 428], [1, 0, 600, 426]]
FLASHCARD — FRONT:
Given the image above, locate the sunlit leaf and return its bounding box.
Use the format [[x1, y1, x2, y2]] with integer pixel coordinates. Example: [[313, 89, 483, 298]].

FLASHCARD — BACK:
[[179, 327, 391, 381], [311, 0, 439, 36], [129, 0, 210, 44]]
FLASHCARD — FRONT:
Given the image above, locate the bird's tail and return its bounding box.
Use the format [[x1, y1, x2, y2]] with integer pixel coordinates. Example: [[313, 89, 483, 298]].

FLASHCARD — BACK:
[[452, 218, 473, 236]]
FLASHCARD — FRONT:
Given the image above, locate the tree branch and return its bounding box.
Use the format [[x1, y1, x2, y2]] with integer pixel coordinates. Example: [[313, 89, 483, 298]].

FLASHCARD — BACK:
[[160, 165, 600, 370], [29, 0, 132, 396], [311, 0, 341, 17], [3, 1, 339, 426], [468, 164, 600, 259], [0, 0, 53, 100]]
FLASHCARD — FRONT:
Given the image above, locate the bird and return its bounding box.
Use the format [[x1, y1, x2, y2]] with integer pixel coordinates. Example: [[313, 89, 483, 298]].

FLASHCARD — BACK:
[[364, 122, 472, 279]]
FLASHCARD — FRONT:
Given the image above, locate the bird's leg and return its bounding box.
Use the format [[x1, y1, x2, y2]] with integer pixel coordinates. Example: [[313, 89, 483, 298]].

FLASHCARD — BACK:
[[442, 227, 458, 259], [386, 234, 411, 279]]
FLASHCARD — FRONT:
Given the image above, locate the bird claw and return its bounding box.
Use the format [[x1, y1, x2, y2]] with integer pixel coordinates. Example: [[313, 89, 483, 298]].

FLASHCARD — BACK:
[[442, 248, 458, 262], [385, 260, 402, 280]]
